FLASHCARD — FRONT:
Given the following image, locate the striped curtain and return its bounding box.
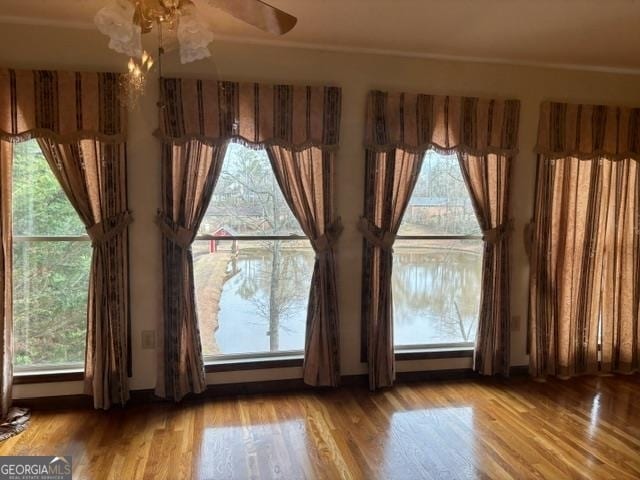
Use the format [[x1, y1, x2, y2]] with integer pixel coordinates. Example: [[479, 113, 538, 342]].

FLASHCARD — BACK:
[[159, 80, 341, 149], [0, 69, 128, 438], [266, 146, 342, 386], [0, 141, 29, 440], [361, 149, 424, 389], [530, 102, 640, 378], [156, 79, 342, 398], [156, 141, 226, 401], [362, 91, 520, 388], [37, 139, 131, 408], [458, 152, 512, 375]]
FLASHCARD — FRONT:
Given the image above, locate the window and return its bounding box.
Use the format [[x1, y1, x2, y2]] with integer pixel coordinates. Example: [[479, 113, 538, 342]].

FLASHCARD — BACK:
[[194, 143, 314, 360], [12, 140, 91, 371], [393, 150, 482, 350]]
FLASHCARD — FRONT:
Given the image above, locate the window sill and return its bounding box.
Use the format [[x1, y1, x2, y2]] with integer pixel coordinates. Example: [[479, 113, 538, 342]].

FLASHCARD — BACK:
[[205, 354, 304, 373], [13, 369, 84, 384], [395, 347, 474, 361]]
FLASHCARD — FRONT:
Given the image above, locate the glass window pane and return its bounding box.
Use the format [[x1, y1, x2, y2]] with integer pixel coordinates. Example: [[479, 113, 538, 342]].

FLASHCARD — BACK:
[[393, 239, 482, 346], [12, 140, 86, 236], [198, 143, 304, 237], [13, 240, 91, 367], [12, 140, 89, 370], [397, 150, 481, 236], [193, 239, 314, 356]]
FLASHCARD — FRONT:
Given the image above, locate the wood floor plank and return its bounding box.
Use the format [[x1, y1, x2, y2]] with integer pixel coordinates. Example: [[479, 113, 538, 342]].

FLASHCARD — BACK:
[[2, 375, 639, 479]]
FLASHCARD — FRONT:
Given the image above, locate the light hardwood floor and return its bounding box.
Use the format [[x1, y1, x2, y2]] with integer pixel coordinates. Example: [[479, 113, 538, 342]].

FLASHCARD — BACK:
[[3, 375, 640, 479]]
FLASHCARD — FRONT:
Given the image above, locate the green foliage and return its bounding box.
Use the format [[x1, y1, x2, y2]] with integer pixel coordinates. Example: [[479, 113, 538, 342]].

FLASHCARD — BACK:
[[12, 140, 90, 367]]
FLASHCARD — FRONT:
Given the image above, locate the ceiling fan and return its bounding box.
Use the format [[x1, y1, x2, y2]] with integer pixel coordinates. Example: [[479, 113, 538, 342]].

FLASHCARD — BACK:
[[95, 0, 296, 64], [95, 0, 297, 103]]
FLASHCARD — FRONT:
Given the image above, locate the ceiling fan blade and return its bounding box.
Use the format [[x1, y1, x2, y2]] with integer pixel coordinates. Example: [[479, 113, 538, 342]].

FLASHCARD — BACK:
[[204, 0, 297, 35]]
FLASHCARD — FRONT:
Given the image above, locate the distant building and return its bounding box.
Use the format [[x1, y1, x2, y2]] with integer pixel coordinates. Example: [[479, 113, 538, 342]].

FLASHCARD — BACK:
[[405, 196, 469, 223], [208, 226, 238, 254]]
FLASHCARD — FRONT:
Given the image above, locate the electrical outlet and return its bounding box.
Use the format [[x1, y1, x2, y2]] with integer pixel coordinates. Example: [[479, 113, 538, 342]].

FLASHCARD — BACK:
[[141, 330, 156, 349], [511, 315, 521, 332]]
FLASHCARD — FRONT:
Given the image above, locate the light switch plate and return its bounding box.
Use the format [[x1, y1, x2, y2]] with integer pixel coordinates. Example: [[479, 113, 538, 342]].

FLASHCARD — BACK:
[[141, 330, 156, 349]]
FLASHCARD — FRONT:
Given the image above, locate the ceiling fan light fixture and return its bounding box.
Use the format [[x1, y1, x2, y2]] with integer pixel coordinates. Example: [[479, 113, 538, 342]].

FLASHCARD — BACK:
[[177, 3, 214, 64], [95, 0, 143, 57], [93, 0, 297, 105]]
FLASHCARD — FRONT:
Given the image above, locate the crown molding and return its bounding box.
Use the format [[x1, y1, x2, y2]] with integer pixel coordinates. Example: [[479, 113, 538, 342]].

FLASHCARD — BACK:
[[0, 15, 95, 30], [1, 14, 639, 76], [208, 33, 640, 76]]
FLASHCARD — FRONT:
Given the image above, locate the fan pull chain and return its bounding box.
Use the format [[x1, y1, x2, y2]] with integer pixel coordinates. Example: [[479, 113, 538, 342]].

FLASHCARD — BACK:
[[157, 20, 166, 112]]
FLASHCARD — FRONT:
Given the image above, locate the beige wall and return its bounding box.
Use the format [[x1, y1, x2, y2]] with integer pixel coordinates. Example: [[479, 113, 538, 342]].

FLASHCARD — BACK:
[[3, 23, 640, 398]]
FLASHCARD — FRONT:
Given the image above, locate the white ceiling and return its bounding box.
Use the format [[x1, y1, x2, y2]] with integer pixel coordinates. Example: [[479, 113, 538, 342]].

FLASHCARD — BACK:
[[1, 0, 640, 72]]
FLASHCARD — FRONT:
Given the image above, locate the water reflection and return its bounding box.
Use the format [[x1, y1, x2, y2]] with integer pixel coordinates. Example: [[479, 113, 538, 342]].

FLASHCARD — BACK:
[[393, 240, 482, 346], [382, 407, 475, 477], [193, 240, 315, 356], [199, 419, 311, 479]]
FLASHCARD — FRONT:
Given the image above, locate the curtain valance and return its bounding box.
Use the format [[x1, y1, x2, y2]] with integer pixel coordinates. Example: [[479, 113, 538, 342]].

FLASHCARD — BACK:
[[159, 78, 342, 151], [364, 90, 520, 156], [0, 69, 125, 143], [535, 101, 640, 161]]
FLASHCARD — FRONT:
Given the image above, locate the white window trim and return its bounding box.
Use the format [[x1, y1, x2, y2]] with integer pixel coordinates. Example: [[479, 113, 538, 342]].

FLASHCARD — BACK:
[[204, 350, 304, 366], [13, 235, 90, 242], [13, 364, 84, 375]]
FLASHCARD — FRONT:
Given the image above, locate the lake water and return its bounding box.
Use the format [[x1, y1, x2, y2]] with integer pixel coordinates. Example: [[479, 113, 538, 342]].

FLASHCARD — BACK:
[[393, 240, 482, 346], [197, 241, 482, 356], [196, 241, 315, 356]]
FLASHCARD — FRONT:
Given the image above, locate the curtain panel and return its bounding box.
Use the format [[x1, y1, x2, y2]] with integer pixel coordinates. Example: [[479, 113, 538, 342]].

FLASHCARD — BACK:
[[0, 69, 129, 420], [361, 91, 520, 388], [265, 146, 342, 386], [530, 101, 640, 378], [156, 140, 226, 400], [156, 78, 342, 399], [37, 139, 131, 409]]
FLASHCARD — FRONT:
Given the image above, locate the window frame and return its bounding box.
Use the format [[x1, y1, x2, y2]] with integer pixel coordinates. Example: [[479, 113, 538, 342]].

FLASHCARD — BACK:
[[11, 141, 92, 375], [12, 234, 91, 374], [392, 154, 484, 355], [193, 143, 316, 365]]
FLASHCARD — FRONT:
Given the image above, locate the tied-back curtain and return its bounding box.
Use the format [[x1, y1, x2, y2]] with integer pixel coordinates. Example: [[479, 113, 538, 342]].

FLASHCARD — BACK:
[[157, 78, 342, 398], [530, 102, 640, 378], [458, 152, 512, 375], [361, 149, 424, 389], [362, 91, 520, 388], [266, 146, 342, 386], [0, 69, 129, 427], [156, 140, 226, 401], [37, 139, 131, 408]]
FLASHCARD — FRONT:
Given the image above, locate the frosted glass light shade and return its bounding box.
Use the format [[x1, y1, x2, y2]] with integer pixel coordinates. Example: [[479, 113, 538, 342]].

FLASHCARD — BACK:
[[177, 4, 214, 64], [94, 0, 143, 58]]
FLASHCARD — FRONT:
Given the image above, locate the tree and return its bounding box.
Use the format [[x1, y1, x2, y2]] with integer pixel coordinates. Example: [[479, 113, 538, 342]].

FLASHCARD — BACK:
[[408, 151, 479, 235]]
